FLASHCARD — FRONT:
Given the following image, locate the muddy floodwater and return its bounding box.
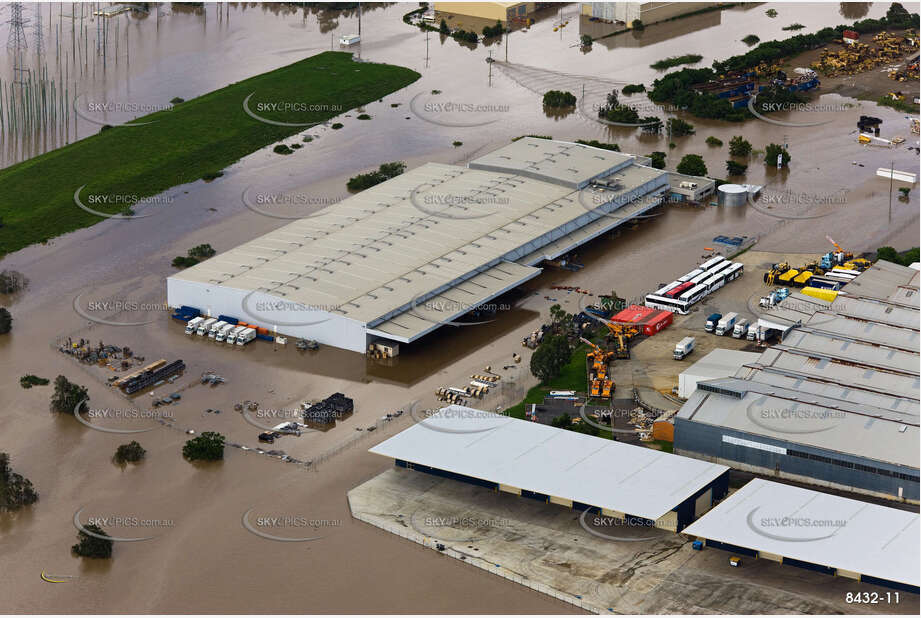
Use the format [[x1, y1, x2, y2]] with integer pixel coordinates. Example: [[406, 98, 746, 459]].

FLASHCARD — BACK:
[[1, 2, 919, 613]]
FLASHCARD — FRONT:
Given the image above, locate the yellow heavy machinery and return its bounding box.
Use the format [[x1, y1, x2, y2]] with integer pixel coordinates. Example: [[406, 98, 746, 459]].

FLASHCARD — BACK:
[[793, 271, 813, 287], [778, 268, 800, 285], [581, 337, 614, 400], [826, 235, 855, 262], [764, 262, 790, 285]]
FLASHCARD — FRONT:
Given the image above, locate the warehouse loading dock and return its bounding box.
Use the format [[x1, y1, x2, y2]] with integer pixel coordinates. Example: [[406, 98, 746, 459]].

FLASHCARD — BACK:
[[370, 406, 730, 532], [683, 478, 920, 593]]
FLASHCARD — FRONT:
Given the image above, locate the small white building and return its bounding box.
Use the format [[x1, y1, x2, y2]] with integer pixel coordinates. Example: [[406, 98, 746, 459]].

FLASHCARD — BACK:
[[678, 349, 761, 398], [339, 34, 361, 46]]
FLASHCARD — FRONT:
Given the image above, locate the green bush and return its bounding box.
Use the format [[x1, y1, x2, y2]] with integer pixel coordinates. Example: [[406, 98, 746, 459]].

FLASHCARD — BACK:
[[728, 136, 752, 157], [183, 431, 225, 461], [530, 335, 572, 384], [0, 307, 10, 334], [726, 160, 748, 176], [621, 83, 646, 95], [357, 113, 371, 120], [1, 453, 39, 511], [20, 375, 49, 388], [597, 90, 639, 124], [876, 246, 919, 266], [782, 23, 805, 31], [170, 97, 185, 105], [676, 154, 708, 177], [51, 376, 88, 415], [667, 118, 695, 137], [273, 144, 293, 155], [347, 161, 407, 192], [764, 143, 791, 167], [542, 90, 577, 108], [742, 34, 760, 45], [114, 441, 146, 464], [647, 151, 666, 169], [575, 139, 619, 152], [631, 19, 644, 30], [650, 54, 703, 70], [331, 123, 344, 130], [72, 523, 112, 559], [201, 170, 224, 181], [483, 21, 504, 38], [580, 34, 592, 46], [706, 136, 723, 147]]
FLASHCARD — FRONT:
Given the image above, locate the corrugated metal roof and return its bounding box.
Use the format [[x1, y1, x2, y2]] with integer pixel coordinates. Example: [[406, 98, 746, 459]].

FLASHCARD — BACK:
[[370, 406, 728, 521], [170, 141, 668, 326], [469, 138, 635, 189], [683, 478, 919, 587], [366, 261, 540, 342], [678, 387, 918, 468]]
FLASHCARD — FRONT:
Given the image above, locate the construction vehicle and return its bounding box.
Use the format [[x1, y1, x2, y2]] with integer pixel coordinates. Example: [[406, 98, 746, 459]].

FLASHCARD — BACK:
[[792, 271, 813, 288], [581, 337, 615, 400], [777, 268, 799, 285], [825, 236, 854, 262], [763, 262, 790, 285]]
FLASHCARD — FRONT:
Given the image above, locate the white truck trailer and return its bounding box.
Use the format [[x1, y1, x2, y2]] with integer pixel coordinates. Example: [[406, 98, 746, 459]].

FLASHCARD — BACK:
[[715, 312, 738, 336], [235, 327, 256, 346], [732, 318, 749, 339], [197, 317, 217, 336], [215, 323, 235, 342], [674, 336, 696, 360], [207, 320, 227, 338], [225, 325, 246, 344], [185, 316, 204, 335]]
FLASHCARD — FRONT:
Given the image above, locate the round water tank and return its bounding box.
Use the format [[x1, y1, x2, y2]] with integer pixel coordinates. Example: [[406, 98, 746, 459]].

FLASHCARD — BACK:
[[718, 184, 748, 207]]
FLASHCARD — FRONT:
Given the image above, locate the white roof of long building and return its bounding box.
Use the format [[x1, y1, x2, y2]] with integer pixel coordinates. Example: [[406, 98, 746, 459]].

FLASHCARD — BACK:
[[170, 139, 667, 333], [369, 406, 729, 521], [682, 261, 920, 468], [683, 478, 920, 587]]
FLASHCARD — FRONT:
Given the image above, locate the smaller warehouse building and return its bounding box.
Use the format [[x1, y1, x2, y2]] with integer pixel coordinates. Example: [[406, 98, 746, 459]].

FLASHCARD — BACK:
[[683, 478, 919, 593], [675, 261, 920, 503], [582, 2, 722, 27], [434, 2, 539, 23], [678, 349, 761, 398], [667, 172, 715, 204], [371, 406, 730, 532]]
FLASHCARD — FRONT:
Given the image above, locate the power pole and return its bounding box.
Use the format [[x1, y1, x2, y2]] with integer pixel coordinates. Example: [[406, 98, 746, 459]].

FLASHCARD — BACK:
[[888, 160, 894, 224]]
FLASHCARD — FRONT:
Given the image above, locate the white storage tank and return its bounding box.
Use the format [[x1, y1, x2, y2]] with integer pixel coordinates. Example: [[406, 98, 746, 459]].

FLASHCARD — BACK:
[[718, 184, 749, 207]]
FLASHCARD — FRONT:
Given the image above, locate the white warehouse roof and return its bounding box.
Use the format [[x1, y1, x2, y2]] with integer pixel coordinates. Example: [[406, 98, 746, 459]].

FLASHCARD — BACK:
[[168, 138, 668, 345], [683, 478, 920, 588], [369, 406, 728, 521], [678, 349, 761, 398]]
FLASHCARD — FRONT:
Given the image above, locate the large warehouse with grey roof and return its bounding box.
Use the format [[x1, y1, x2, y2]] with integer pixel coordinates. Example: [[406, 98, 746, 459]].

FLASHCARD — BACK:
[[674, 261, 920, 503], [167, 138, 669, 352]]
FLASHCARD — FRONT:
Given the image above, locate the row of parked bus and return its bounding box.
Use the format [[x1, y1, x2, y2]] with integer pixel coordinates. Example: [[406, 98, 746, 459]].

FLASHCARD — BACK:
[[644, 256, 744, 315]]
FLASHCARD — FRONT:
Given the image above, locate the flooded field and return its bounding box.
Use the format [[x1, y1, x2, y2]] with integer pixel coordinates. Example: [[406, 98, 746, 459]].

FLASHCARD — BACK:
[[1, 2, 918, 613]]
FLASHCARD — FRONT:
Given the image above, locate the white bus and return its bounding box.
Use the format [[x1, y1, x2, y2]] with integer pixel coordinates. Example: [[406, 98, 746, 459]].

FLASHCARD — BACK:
[[678, 283, 709, 306], [699, 256, 729, 271], [652, 280, 684, 296], [645, 294, 693, 314], [723, 262, 744, 281], [678, 269, 705, 282]]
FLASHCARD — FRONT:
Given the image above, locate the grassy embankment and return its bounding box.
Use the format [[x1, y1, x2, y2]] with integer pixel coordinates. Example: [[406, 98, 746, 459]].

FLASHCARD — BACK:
[[0, 52, 420, 256], [503, 344, 589, 419]]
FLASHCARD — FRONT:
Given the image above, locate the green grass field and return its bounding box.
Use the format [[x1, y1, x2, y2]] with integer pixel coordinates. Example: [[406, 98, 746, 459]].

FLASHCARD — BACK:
[[0, 52, 420, 256], [504, 344, 589, 419]]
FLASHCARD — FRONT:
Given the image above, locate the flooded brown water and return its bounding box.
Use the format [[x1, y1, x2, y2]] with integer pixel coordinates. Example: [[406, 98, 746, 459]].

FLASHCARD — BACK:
[[1, 2, 919, 613]]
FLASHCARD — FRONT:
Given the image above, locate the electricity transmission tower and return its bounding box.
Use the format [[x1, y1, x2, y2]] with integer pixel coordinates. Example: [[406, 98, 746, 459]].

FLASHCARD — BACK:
[[4, 2, 30, 84], [32, 3, 44, 55]]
